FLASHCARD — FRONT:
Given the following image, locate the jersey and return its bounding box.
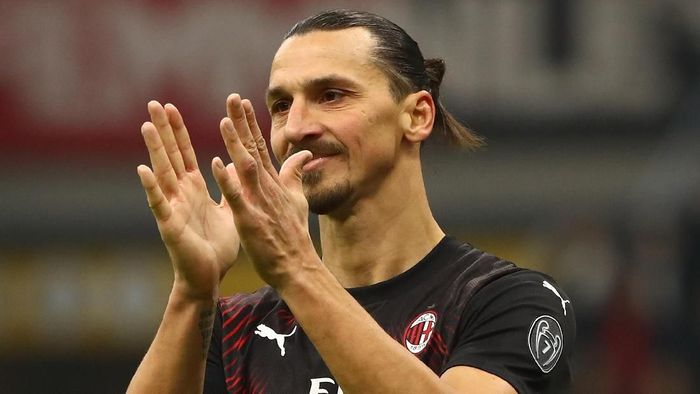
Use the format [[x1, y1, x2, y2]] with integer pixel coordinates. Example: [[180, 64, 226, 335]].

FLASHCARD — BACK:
[[204, 236, 575, 393]]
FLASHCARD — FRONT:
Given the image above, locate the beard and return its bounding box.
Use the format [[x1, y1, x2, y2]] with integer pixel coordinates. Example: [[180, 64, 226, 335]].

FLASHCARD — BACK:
[[284, 139, 350, 214], [302, 169, 353, 215]]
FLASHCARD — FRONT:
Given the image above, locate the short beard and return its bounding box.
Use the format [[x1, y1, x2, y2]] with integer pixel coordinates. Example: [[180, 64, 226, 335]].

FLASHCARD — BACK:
[[302, 170, 352, 215]]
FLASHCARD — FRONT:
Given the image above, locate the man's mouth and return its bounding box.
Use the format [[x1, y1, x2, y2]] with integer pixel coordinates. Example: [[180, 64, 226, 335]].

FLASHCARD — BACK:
[[302, 154, 337, 172], [284, 141, 345, 169]]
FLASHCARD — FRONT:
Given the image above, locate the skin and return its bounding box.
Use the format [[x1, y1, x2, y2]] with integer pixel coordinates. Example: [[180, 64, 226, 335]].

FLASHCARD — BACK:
[[128, 27, 516, 393]]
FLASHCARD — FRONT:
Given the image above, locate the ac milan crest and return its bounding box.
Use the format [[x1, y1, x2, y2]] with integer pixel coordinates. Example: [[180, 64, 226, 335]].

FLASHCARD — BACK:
[[403, 311, 437, 354]]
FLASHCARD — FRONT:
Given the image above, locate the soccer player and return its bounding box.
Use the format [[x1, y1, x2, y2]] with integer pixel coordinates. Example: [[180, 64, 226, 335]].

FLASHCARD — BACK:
[[128, 9, 575, 393]]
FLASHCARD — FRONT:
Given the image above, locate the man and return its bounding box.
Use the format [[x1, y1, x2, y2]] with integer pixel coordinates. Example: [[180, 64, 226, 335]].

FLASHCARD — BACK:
[[128, 9, 574, 394]]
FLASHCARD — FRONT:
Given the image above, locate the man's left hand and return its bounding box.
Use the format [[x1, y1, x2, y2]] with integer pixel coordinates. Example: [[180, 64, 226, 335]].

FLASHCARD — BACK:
[[212, 93, 320, 289]]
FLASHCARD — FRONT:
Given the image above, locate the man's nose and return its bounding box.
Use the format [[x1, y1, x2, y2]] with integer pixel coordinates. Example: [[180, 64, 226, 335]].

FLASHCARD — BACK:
[[284, 100, 323, 144]]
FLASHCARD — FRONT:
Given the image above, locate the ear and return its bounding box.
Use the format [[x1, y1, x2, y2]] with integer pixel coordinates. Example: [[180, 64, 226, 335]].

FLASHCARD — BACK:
[[399, 90, 435, 143]]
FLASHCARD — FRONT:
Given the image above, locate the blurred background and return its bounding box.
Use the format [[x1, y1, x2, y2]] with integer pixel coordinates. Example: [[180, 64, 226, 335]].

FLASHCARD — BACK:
[[1, 0, 699, 392]]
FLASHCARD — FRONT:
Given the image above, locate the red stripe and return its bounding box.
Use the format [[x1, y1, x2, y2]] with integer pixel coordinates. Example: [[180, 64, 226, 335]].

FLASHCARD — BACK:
[[221, 301, 243, 315], [224, 358, 238, 371], [223, 315, 252, 342], [226, 376, 242, 392], [411, 326, 420, 344], [223, 333, 251, 357], [222, 306, 250, 328]]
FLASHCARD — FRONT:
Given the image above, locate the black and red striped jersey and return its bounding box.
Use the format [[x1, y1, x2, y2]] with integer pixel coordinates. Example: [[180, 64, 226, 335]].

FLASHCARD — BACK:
[[204, 236, 575, 393]]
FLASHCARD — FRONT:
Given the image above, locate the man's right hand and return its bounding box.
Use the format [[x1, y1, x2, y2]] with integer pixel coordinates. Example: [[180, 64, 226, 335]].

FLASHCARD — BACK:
[[137, 101, 240, 300]]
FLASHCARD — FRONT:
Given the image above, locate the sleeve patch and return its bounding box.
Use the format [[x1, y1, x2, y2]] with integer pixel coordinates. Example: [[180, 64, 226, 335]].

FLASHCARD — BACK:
[[527, 315, 563, 373]]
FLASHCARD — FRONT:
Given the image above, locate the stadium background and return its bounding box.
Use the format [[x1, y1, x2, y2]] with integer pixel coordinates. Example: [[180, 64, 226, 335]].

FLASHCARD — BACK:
[[1, 1, 699, 392]]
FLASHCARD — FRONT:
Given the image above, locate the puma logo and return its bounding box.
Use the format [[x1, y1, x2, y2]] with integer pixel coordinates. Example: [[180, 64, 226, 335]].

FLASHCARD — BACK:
[[254, 324, 297, 356], [543, 280, 571, 316]]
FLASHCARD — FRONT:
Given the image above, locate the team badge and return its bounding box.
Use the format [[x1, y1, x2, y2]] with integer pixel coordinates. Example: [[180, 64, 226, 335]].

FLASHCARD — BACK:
[[403, 311, 437, 354], [528, 315, 563, 373]]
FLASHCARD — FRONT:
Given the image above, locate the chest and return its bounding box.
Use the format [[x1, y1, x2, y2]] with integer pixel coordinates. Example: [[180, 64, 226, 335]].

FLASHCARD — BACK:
[[226, 293, 465, 393]]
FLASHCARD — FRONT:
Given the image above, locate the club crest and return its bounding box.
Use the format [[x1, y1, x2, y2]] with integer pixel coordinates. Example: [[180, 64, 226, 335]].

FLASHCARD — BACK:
[[528, 315, 563, 373], [403, 311, 437, 354]]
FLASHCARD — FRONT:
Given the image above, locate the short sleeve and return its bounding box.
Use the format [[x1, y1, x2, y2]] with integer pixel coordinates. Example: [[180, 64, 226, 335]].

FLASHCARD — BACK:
[[203, 303, 227, 394], [443, 270, 576, 393]]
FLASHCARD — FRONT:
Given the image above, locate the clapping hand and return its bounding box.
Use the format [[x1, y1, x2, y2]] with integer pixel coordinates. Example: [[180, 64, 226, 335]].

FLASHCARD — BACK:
[[211, 94, 320, 290], [137, 101, 240, 300]]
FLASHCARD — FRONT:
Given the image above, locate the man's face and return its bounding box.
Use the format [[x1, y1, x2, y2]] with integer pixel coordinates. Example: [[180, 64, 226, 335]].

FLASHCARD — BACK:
[[267, 28, 405, 215]]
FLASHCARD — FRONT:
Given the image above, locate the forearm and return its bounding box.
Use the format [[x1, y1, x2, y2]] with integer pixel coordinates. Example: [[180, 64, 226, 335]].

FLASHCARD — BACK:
[[127, 286, 217, 394], [279, 264, 457, 394]]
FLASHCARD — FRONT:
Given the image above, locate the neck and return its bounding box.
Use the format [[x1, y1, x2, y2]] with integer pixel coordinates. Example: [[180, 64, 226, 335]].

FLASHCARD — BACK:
[[318, 160, 444, 288]]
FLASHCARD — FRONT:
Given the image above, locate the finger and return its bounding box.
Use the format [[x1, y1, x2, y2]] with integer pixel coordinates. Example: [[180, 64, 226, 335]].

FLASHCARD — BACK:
[[141, 121, 179, 195], [211, 157, 247, 213], [216, 161, 238, 208], [148, 100, 186, 177], [220, 117, 261, 191], [241, 99, 279, 179], [226, 94, 263, 167], [165, 103, 199, 171], [137, 164, 173, 221], [279, 150, 313, 194]]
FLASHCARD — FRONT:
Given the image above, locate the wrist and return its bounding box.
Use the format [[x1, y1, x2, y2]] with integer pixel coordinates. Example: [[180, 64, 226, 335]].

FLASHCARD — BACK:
[[170, 278, 219, 305], [276, 256, 334, 300]]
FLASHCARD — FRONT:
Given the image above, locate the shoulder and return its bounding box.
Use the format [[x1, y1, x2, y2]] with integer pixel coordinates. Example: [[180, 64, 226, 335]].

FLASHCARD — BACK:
[[444, 239, 572, 317], [462, 268, 575, 352], [442, 247, 576, 393], [438, 238, 522, 299], [217, 286, 286, 323], [471, 269, 574, 323]]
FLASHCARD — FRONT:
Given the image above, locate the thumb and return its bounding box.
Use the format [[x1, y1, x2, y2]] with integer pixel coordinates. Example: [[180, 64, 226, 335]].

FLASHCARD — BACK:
[[279, 150, 312, 192], [212, 157, 245, 212]]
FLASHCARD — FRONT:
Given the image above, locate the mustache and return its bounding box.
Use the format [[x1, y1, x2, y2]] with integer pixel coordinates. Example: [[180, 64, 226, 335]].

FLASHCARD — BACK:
[[282, 140, 346, 162]]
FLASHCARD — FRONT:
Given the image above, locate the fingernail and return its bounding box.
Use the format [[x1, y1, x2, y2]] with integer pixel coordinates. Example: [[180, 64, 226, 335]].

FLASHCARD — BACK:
[[214, 157, 224, 169]]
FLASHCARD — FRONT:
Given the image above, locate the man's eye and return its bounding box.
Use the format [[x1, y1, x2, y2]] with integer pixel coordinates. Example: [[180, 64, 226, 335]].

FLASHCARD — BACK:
[[272, 100, 291, 114], [321, 90, 344, 103]]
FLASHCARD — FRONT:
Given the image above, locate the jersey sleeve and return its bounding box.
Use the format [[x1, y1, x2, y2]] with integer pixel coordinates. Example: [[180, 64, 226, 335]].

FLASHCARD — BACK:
[[443, 270, 576, 393], [203, 302, 227, 394]]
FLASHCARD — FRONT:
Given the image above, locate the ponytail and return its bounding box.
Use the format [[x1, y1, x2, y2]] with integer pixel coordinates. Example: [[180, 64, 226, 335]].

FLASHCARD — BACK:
[[424, 58, 484, 149]]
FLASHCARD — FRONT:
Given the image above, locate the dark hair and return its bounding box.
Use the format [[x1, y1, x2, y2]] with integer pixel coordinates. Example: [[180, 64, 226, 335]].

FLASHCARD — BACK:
[[284, 9, 483, 149]]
